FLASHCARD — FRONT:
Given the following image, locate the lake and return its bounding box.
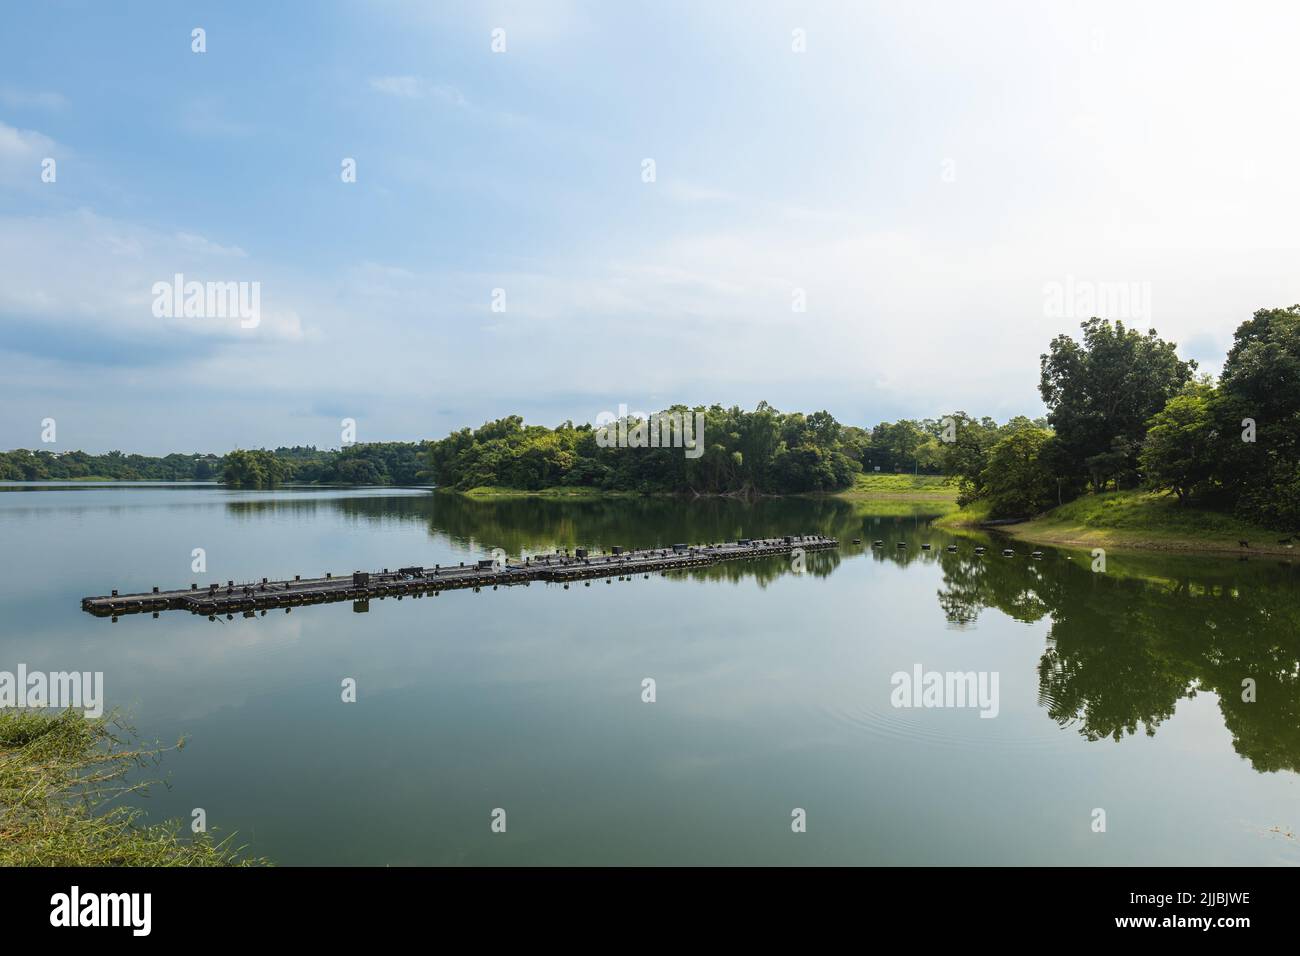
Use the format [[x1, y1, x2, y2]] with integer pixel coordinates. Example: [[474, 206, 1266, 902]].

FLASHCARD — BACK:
[[2, 482, 1297, 865]]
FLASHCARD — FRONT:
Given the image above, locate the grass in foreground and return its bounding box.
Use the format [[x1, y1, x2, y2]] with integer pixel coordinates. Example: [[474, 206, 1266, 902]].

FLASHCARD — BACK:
[[0, 709, 266, 866]]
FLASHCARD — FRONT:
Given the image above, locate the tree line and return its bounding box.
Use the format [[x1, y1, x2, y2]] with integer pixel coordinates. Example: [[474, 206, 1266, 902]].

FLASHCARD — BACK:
[[219, 443, 430, 487], [6, 305, 1295, 529], [427, 406, 867, 495], [425, 305, 1299, 530], [423, 406, 1054, 496], [941, 307, 1299, 531], [0, 443, 430, 488]]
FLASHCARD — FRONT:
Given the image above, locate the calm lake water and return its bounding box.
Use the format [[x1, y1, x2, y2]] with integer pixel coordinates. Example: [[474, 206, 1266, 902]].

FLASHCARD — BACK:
[[2, 482, 1298, 865]]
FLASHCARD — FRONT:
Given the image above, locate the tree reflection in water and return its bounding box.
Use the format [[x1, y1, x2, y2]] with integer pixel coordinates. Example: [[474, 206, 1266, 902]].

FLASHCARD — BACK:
[[227, 490, 1300, 774]]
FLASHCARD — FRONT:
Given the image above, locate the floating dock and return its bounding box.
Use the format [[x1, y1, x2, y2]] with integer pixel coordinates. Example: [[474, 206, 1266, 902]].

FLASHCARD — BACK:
[[81, 535, 838, 620]]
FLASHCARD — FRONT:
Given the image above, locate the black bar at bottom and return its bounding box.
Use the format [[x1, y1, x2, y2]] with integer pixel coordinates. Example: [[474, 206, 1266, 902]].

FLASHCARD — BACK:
[[0, 866, 1280, 941]]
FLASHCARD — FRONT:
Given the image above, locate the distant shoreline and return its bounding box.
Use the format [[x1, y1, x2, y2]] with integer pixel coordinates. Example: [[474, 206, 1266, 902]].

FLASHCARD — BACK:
[[0, 479, 434, 489]]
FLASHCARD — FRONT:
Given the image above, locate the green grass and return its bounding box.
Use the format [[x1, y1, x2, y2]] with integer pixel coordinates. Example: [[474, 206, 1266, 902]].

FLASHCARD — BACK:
[[460, 475, 960, 506], [843, 499, 959, 518], [932, 498, 993, 529], [0, 709, 266, 866], [837, 473, 957, 500], [1030, 491, 1260, 535], [944, 490, 1292, 555], [458, 485, 642, 498]]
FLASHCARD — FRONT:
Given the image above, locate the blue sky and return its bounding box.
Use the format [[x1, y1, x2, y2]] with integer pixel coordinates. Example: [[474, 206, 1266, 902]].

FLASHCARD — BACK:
[[2, 0, 1298, 453]]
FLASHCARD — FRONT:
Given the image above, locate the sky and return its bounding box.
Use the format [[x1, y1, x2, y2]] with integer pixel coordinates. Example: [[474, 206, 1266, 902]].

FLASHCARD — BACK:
[[2, 0, 1298, 454]]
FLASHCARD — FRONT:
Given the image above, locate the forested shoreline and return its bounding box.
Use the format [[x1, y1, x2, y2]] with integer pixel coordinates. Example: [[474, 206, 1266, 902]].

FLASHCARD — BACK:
[[5, 306, 1296, 531], [0, 442, 430, 487], [424, 305, 1300, 531]]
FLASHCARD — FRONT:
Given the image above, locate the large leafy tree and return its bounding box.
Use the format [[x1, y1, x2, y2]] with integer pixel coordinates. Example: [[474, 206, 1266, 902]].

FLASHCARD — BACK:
[[1140, 384, 1216, 503], [866, 419, 927, 472], [1039, 318, 1195, 492], [937, 412, 1001, 499], [221, 449, 293, 488], [979, 423, 1058, 518], [1213, 305, 1300, 529]]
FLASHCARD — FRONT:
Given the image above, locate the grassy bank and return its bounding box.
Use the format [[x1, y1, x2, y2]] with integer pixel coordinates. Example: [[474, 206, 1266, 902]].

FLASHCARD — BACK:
[[455, 474, 960, 508], [939, 490, 1294, 556], [932, 499, 994, 530], [835, 473, 958, 505], [458, 485, 643, 498], [0, 709, 264, 866]]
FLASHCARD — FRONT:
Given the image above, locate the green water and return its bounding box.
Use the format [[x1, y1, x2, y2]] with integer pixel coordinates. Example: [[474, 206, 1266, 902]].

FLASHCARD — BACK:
[[2, 482, 1298, 865]]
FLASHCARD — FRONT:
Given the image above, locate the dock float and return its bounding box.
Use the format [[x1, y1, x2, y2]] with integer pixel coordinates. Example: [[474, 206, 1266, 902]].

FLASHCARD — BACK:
[[81, 535, 839, 620]]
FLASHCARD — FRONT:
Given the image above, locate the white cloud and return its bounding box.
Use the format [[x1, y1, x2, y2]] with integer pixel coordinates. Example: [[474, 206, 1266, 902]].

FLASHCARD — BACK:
[[7, 0, 1300, 450], [175, 232, 248, 258], [0, 87, 67, 110], [179, 97, 255, 138], [368, 75, 423, 99], [383, 0, 593, 47], [0, 209, 306, 346], [660, 182, 739, 204], [368, 76, 467, 108], [0, 119, 56, 179]]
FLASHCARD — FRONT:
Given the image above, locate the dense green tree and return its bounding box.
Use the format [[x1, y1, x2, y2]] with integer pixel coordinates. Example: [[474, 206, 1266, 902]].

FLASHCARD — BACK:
[[0, 448, 217, 481], [1139, 384, 1216, 503], [979, 424, 1057, 518], [865, 419, 931, 473], [1039, 318, 1195, 492], [936, 412, 1002, 503], [221, 449, 292, 488], [424, 404, 862, 495], [1212, 305, 1300, 530]]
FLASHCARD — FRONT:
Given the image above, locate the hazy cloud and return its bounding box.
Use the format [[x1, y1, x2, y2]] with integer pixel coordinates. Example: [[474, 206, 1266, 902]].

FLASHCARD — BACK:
[[0, 87, 67, 110]]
